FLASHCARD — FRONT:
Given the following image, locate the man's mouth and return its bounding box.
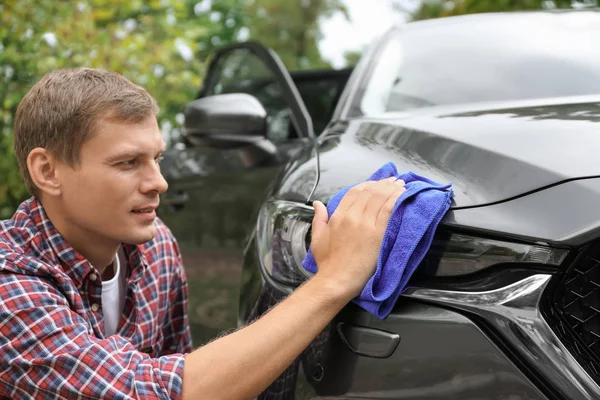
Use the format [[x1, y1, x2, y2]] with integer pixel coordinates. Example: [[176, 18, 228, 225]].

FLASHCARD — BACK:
[[131, 203, 158, 215], [132, 208, 154, 214]]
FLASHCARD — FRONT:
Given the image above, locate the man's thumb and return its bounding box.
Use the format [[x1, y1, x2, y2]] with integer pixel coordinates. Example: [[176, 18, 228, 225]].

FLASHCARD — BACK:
[[311, 201, 329, 239]]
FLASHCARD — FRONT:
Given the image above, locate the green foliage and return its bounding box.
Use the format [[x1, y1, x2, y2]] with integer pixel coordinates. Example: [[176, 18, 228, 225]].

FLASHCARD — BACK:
[[0, 132, 27, 218], [0, 0, 206, 217], [242, 0, 348, 70], [0, 0, 345, 218], [343, 49, 362, 67], [410, 0, 595, 21]]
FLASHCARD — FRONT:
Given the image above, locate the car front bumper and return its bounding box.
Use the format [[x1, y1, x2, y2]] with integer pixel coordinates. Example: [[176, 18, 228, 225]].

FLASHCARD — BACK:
[[238, 235, 600, 399]]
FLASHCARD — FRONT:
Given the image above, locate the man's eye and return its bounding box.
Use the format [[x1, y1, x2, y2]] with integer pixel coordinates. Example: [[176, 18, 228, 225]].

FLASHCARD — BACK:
[[155, 155, 164, 164], [122, 159, 137, 166]]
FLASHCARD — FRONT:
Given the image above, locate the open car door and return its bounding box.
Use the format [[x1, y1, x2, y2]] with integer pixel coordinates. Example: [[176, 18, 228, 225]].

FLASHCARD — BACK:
[[158, 42, 314, 345]]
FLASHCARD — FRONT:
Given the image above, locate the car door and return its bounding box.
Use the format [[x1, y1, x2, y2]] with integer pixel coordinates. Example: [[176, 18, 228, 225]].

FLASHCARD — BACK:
[[158, 42, 314, 346]]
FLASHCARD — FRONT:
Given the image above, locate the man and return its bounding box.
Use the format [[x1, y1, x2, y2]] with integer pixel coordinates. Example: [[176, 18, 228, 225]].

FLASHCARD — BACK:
[[0, 68, 406, 399]]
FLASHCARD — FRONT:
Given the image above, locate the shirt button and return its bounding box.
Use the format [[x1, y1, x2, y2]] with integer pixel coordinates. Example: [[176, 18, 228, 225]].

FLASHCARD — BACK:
[[91, 303, 99, 312], [89, 273, 98, 281]]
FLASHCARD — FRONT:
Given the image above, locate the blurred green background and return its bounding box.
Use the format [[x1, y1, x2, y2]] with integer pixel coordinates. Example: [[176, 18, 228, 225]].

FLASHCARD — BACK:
[[0, 0, 589, 347]]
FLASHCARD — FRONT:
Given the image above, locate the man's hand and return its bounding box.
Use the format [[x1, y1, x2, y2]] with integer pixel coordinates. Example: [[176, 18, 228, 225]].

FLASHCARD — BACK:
[[310, 177, 406, 300]]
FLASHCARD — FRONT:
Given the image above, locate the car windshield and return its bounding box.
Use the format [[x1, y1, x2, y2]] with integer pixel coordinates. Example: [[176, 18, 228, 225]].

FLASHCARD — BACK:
[[357, 11, 600, 116]]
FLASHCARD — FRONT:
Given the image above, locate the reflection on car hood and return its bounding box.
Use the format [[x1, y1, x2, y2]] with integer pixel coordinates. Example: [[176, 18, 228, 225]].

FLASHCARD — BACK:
[[312, 96, 600, 209]]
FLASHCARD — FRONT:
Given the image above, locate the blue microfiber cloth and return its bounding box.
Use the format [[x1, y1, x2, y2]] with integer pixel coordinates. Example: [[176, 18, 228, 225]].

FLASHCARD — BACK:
[[302, 162, 453, 319]]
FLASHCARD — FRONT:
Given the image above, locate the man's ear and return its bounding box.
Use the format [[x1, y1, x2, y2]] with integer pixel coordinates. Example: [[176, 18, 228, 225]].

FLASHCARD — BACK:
[[27, 148, 62, 197]]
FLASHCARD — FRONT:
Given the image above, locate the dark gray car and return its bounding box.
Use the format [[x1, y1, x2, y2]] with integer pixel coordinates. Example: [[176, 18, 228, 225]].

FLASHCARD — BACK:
[[160, 9, 600, 399]]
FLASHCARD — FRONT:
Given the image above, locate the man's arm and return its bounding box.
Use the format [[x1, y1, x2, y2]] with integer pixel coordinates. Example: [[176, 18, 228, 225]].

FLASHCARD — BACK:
[[182, 177, 405, 399], [0, 273, 185, 400]]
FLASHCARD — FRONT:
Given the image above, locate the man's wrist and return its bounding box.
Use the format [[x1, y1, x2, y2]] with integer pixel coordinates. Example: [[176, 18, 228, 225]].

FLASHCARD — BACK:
[[303, 270, 357, 307]]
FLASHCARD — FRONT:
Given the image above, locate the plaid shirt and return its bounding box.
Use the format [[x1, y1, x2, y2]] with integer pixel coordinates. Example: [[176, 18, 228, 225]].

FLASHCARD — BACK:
[[0, 197, 192, 399]]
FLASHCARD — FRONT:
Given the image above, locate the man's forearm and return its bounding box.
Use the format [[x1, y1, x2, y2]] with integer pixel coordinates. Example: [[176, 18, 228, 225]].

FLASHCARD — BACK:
[[181, 275, 350, 400]]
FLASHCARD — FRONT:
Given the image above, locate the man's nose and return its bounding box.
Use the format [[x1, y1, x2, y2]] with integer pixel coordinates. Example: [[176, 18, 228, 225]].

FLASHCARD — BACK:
[[141, 162, 169, 194]]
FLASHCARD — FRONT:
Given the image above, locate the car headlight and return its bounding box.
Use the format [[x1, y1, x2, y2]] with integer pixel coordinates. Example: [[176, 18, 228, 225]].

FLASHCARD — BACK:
[[416, 232, 569, 277], [256, 200, 569, 287], [256, 200, 314, 287]]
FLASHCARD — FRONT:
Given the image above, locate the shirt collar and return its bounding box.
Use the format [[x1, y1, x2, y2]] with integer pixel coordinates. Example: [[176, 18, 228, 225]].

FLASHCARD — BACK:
[[27, 197, 148, 287]]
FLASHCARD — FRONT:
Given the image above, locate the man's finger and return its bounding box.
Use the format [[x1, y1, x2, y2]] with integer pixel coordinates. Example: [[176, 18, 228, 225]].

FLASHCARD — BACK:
[[363, 179, 404, 222], [362, 191, 388, 223], [311, 200, 329, 243], [363, 177, 404, 225], [336, 180, 375, 215], [376, 185, 406, 231], [347, 182, 380, 215]]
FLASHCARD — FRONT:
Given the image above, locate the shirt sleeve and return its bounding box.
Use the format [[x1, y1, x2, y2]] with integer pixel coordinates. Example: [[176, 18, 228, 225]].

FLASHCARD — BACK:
[[163, 235, 193, 354], [0, 273, 185, 400]]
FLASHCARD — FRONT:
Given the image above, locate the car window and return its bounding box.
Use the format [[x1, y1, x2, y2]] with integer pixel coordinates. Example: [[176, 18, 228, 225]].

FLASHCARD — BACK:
[[357, 13, 600, 116], [294, 75, 348, 135], [252, 73, 349, 137], [204, 48, 350, 139]]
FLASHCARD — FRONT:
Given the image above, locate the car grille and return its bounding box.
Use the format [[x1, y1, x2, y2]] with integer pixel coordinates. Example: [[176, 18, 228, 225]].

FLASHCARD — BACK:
[[542, 246, 600, 385]]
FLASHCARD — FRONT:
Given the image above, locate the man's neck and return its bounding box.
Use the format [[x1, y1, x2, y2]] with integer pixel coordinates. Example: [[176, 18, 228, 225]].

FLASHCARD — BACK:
[[40, 198, 120, 275], [101, 262, 115, 281]]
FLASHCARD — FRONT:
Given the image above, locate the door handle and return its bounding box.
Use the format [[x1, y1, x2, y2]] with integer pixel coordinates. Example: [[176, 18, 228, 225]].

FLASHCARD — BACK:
[[336, 322, 400, 359]]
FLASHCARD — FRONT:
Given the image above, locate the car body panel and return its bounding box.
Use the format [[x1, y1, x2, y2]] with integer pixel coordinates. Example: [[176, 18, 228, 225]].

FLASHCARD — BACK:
[[447, 177, 600, 247], [309, 98, 600, 209]]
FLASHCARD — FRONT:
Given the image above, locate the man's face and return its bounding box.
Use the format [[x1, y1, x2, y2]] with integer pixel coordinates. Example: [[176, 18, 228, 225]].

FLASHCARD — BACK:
[[55, 114, 168, 246]]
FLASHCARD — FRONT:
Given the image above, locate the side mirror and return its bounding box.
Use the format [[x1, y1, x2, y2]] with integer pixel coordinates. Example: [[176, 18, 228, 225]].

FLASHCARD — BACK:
[[183, 93, 271, 151]]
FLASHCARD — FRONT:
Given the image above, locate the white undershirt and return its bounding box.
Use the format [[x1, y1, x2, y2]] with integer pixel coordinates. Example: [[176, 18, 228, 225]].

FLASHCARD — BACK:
[[101, 247, 128, 336]]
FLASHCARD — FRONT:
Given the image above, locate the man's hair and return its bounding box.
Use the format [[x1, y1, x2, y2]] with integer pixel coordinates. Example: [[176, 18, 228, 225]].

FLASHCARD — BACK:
[[13, 68, 159, 195]]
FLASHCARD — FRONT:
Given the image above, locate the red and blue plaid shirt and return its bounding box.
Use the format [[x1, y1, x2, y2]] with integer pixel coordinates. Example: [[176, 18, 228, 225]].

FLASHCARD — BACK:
[[0, 197, 192, 399]]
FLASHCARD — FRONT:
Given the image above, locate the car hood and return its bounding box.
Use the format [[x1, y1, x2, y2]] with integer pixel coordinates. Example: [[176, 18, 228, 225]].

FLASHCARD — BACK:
[[311, 96, 600, 209]]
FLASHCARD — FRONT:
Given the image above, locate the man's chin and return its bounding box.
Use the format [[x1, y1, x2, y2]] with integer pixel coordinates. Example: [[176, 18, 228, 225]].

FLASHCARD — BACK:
[[121, 227, 157, 245]]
